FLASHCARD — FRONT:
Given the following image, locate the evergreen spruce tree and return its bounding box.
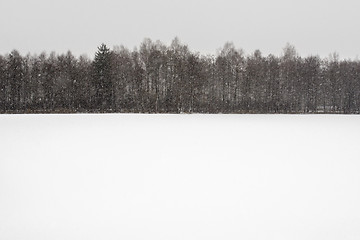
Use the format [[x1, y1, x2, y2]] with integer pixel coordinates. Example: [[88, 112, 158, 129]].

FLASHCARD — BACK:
[[92, 44, 113, 111], [7, 50, 24, 111]]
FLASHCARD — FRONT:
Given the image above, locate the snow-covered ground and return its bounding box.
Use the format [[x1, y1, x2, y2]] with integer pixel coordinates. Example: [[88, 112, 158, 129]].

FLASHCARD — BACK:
[[0, 114, 360, 240]]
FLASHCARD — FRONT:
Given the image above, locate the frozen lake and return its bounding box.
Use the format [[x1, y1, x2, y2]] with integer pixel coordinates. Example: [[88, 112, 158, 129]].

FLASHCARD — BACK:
[[0, 114, 360, 240]]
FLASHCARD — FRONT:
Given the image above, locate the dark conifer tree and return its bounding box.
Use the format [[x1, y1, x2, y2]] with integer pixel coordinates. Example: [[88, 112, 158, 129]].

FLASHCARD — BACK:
[[0, 56, 7, 112], [6, 50, 24, 111], [92, 44, 114, 111]]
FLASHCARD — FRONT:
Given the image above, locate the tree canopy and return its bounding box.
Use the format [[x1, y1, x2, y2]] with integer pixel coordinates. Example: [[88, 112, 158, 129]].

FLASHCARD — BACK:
[[0, 39, 360, 114]]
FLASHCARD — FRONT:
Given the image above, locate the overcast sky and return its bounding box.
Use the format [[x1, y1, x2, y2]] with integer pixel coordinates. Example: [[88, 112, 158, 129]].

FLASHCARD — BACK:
[[1, 0, 360, 58]]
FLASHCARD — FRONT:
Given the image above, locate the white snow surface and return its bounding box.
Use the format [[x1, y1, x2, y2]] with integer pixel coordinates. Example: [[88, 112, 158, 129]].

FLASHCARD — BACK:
[[0, 114, 360, 240]]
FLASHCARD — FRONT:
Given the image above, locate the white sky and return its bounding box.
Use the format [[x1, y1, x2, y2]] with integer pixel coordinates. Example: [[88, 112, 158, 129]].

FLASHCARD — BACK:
[[1, 115, 360, 240], [1, 0, 360, 59]]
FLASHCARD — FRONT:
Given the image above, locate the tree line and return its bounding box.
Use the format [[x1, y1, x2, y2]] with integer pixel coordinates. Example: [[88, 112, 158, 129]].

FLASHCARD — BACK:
[[1, 38, 360, 114]]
